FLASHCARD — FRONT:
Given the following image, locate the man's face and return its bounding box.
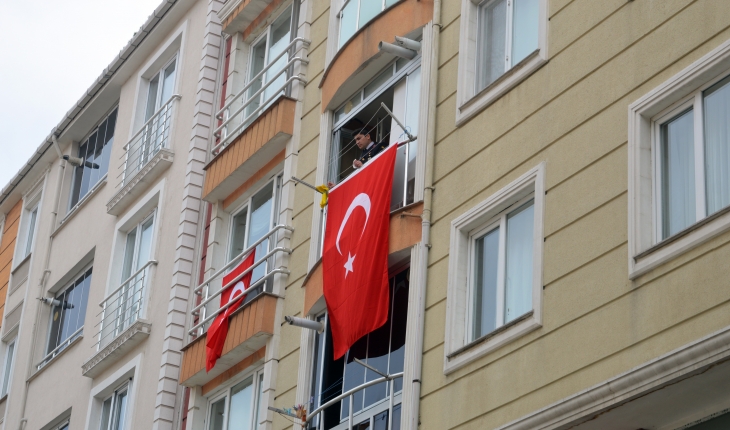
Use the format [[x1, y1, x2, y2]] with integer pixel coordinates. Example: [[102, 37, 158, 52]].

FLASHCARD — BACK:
[[354, 132, 372, 149]]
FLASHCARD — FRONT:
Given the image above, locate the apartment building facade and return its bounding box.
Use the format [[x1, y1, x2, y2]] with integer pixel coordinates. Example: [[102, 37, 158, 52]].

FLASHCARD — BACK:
[[178, 0, 730, 429], [4, 0, 730, 429], [0, 0, 222, 428]]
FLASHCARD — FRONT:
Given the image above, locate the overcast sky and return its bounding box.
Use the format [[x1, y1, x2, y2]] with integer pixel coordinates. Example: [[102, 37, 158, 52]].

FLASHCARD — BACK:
[[0, 0, 164, 188]]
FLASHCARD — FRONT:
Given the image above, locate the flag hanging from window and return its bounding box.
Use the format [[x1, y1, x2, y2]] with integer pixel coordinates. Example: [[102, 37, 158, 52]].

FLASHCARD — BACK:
[[323, 144, 397, 359], [206, 249, 256, 371]]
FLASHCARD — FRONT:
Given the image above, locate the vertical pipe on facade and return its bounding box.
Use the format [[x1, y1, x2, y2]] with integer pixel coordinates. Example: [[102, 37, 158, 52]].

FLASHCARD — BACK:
[[18, 136, 66, 430], [407, 0, 440, 427]]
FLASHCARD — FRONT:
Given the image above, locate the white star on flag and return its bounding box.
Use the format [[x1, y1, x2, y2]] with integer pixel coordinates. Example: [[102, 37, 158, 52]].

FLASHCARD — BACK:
[[344, 253, 355, 278]]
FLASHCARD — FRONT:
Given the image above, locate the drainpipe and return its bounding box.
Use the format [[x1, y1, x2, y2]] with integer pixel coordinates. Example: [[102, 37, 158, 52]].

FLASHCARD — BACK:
[[407, 0, 440, 428], [17, 135, 66, 430]]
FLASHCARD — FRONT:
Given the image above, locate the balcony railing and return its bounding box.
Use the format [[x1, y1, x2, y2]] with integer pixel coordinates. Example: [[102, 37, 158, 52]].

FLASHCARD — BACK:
[[36, 326, 83, 371], [95, 260, 157, 349], [189, 224, 294, 336], [212, 37, 310, 154], [117, 95, 181, 188], [305, 370, 404, 430]]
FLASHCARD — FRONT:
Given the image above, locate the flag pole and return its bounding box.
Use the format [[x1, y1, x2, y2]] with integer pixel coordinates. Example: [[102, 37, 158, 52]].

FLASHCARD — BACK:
[[291, 176, 322, 192], [381, 102, 416, 142]]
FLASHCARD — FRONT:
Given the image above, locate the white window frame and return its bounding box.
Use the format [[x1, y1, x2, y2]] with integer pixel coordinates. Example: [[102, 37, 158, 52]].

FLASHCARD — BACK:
[[0, 337, 16, 397], [444, 163, 544, 373], [205, 367, 265, 430], [98, 382, 130, 430], [144, 55, 178, 118], [334, 0, 398, 50], [83, 353, 141, 430], [455, 0, 548, 126], [16, 189, 42, 264], [628, 38, 730, 279], [227, 174, 283, 263]]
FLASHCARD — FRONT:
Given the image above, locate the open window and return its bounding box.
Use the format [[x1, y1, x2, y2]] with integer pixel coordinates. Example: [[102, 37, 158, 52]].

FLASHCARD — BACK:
[[309, 268, 408, 430], [329, 59, 421, 212]]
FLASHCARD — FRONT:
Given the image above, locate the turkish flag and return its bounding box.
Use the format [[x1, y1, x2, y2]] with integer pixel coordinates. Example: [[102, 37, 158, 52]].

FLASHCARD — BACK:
[[206, 249, 256, 371], [323, 144, 397, 359]]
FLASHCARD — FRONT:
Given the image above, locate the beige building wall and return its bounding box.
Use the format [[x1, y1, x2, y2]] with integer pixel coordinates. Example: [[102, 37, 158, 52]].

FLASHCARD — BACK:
[[421, 0, 730, 429]]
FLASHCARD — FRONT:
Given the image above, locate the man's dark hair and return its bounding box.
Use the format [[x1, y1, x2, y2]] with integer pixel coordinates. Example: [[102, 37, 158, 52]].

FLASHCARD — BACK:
[[354, 127, 372, 138]]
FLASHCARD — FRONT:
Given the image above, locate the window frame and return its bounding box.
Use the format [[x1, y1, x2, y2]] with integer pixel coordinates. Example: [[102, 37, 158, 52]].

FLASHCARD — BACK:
[[144, 55, 179, 120], [0, 337, 16, 397], [205, 367, 265, 430], [455, 0, 548, 126], [628, 38, 730, 279], [466, 194, 534, 342], [444, 163, 544, 373], [68, 105, 119, 210], [227, 174, 282, 263], [98, 382, 130, 430], [22, 204, 39, 259], [335, 0, 398, 50], [41, 263, 94, 368]]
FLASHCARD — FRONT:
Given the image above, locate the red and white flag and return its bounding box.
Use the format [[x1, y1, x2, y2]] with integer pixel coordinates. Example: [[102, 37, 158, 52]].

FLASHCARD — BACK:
[[323, 144, 397, 359], [206, 250, 256, 371]]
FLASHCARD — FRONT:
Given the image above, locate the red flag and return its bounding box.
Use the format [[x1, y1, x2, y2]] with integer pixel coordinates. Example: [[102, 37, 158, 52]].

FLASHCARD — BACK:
[[323, 144, 397, 359], [206, 249, 256, 371]]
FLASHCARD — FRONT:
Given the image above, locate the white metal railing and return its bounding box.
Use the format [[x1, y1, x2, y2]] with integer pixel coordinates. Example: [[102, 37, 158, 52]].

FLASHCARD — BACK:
[[117, 95, 181, 188], [188, 225, 293, 336], [95, 260, 157, 350], [305, 370, 404, 430], [36, 326, 84, 370], [212, 37, 311, 154]]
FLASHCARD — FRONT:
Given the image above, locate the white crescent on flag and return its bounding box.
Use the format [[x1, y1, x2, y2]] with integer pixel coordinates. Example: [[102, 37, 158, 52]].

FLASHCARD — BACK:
[[335, 193, 371, 277], [228, 280, 247, 302]]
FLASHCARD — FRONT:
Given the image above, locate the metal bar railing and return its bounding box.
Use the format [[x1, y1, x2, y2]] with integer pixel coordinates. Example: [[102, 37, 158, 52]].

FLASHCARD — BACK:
[[188, 225, 293, 336], [306, 373, 404, 430], [118, 95, 181, 187], [216, 37, 310, 118], [36, 326, 84, 370], [212, 74, 308, 154], [188, 268, 290, 336], [95, 260, 157, 350]]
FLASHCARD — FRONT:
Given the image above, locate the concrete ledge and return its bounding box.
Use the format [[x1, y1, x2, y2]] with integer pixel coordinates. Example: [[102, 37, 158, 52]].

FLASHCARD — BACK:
[[82, 320, 151, 378], [107, 149, 173, 216]]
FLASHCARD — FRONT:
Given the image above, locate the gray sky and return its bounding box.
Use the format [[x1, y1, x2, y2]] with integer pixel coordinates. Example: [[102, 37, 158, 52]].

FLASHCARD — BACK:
[[0, 0, 164, 188]]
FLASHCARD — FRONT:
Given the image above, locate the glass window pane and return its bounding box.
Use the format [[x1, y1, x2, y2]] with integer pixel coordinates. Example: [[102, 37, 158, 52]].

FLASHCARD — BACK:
[[339, 0, 358, 48], [477, 0, 507, 90], [25, 208, 38, 257], [137, 217, 155, 270], [145, 75, 160, 121], [511, 0, 539, 66], [358, 0, 381, 29], [86, 130, 100, 189], [121, 227, 138, 282], [255, 373, 264, 429], [504, 201, 534, 323], [391, 403, 402, 430], [704, 75, 730, 215], [113, 390, 128, 430], [78, 139, 93, 200], [160, 61, 177, 106], [230, 208, 249, 261], [100, 397, 113, 430], [228, 377, 254, 430], [2, 341, 14, 396], [340, 335, 367, 419], [245, 39, 267, 119], [373, 410, 388, 430], [264, 7, 292, 103], [405, 68, 421, 206], [473, 227, 500, 339], [364, 69, 393, 99], [388, 271, 408, 393], [661, 109, 696, 238], [363, 318, 389, 408], [98, 109, 117, 179], [248, 183, 274, 282], [209, 398, 226, 430]]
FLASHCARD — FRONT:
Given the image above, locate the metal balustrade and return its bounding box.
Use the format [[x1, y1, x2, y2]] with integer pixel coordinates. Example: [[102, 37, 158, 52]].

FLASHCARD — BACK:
[[305, 372, 404, 430], [212, 37, 310, 154], [36, 326, 84, 370], [117, 95, 181, 188], [188, 225, 293, 336], [95, 260, 157, 350]]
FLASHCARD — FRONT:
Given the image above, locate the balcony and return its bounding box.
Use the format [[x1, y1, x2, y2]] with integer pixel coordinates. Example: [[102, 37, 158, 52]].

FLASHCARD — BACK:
[[82, 260, 156, 378], [107, 95, 180, 215], [179, 225, 292, 386]]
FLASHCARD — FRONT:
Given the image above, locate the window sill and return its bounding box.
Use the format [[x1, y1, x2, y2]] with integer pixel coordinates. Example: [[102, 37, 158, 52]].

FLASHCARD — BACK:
[[29, 333, 84, 382], [444, 311, 540, 374], [630, 205, 730, 279], [53, 176, 108, 238], [10, 252, 31, 275], [456, 50, 547, 127], [82, 319, 151, 378]]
